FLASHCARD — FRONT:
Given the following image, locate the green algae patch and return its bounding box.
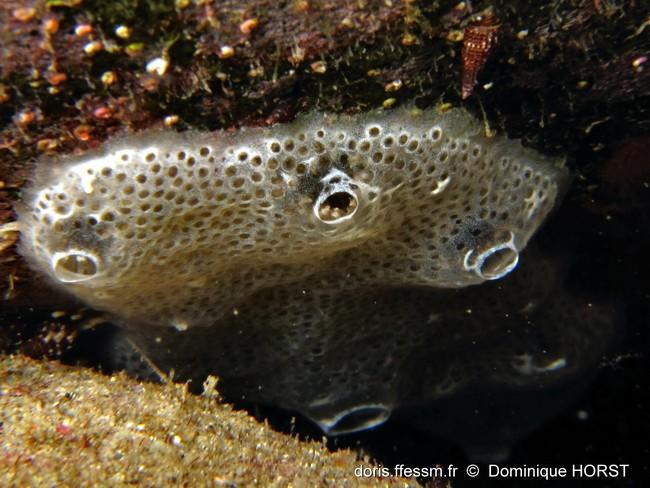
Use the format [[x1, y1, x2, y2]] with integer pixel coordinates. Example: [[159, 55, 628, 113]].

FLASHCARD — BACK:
[[0, 354, 420, 487]]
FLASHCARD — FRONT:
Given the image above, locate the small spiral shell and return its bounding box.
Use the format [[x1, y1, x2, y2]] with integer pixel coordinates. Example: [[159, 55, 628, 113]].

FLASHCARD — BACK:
[[461, 9, 500, 99]]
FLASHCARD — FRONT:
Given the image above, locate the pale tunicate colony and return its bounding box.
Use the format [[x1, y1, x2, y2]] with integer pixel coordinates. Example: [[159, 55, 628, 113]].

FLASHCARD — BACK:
[[19, 106, 584, 441], [20, 106, 565, 330]]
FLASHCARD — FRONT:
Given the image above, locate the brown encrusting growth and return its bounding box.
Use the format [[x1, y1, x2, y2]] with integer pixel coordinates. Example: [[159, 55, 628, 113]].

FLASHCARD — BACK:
[[0, 354, 420, 487]]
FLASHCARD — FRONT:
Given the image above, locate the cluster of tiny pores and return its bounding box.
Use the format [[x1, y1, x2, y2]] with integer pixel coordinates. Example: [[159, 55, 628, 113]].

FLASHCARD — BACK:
[[20, 107, 563, 331]]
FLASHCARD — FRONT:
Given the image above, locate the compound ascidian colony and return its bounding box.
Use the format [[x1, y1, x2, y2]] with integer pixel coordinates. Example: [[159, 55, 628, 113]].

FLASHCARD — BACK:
[[18, 106, 577, 438], [20, 106, 565, 329]]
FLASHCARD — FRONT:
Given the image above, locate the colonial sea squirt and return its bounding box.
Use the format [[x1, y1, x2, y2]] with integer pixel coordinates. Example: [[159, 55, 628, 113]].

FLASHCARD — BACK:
[[19, 106, 569, 437]]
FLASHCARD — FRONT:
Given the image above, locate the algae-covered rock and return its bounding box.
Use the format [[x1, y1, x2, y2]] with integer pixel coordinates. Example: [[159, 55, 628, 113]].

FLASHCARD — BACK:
[[0, 354, 420, 487]]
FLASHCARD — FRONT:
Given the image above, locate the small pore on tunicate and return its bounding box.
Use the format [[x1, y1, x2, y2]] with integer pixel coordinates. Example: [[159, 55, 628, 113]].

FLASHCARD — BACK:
[[51, 250, 100, 282], [317, 191, 358, 223], [463, 231, 519, 280], [315, 404, 392, 435], [478, 246, 519, 279]]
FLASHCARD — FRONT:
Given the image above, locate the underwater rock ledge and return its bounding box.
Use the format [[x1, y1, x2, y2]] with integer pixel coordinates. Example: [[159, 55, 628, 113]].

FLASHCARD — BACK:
[[0, 0, 647, 480]]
